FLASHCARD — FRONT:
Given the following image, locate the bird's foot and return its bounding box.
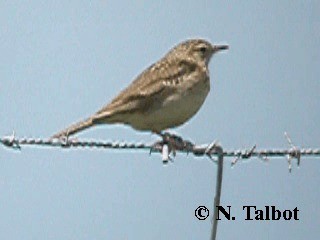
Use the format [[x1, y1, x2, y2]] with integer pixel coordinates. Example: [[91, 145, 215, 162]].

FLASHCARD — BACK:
[[150, 132, 194, 164]]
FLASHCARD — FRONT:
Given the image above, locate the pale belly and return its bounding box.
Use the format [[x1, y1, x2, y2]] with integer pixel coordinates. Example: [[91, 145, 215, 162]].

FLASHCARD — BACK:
[[129, 79, 210, 132]]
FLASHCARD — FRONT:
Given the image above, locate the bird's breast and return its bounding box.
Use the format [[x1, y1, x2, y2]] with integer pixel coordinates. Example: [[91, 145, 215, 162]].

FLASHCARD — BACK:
[[130, 73, 210, 132]]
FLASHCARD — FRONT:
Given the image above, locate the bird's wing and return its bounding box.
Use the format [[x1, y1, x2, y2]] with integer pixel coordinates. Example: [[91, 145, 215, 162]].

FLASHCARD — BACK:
[[93, 59, 196, 121]]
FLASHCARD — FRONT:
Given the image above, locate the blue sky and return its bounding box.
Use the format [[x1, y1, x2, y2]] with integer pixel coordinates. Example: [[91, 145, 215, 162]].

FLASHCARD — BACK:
[[1, 1, 319, 239]]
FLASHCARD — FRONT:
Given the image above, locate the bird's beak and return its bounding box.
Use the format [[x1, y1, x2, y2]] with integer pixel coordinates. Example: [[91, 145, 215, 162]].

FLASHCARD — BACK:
[[213, 44, 229, 52]]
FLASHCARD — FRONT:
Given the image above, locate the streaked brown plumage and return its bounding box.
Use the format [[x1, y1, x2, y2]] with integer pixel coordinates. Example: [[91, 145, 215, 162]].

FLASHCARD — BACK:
[[51, 39, 228, 138]]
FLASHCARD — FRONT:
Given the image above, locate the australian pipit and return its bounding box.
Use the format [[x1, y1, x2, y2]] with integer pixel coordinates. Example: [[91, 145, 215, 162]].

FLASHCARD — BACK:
[[51, 39, 228, 139]]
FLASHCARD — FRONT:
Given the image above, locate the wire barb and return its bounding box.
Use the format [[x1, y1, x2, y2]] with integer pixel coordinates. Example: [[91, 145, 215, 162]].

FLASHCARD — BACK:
[[284, 132, 301, 172], [231, 145, 256, 166], [1, 131, 21, 150], [204, 141, 219, 161]]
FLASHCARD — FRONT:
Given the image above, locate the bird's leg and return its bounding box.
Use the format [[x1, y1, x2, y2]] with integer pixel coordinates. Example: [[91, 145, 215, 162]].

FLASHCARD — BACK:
[[162, 132, 194, 154], [150, 131, 194, 158], [159, 132, 182, 157]]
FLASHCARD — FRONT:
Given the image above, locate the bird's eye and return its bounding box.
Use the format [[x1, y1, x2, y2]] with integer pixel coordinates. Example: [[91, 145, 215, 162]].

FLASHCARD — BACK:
[[198, 46, 207, 54]]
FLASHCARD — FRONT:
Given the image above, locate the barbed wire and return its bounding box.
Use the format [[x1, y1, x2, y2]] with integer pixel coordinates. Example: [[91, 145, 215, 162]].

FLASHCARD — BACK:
[[1, 131, 320, 171], [1, 131, 319, 240]]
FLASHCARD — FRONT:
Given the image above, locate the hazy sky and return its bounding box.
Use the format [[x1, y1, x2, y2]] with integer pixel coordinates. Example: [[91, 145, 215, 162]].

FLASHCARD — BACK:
[[1, 1, 319, 239]]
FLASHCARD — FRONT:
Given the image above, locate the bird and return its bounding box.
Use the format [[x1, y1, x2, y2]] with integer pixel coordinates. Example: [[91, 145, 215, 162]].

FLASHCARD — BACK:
[[51, 39, 228, 139]]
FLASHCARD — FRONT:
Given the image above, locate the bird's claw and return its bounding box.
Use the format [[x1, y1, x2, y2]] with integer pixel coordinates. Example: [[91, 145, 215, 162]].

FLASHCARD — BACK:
[[150, 132, 195, 164]]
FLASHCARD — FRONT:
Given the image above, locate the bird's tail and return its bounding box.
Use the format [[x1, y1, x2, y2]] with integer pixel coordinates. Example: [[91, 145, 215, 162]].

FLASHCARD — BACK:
[[51, 117, 94, 139]]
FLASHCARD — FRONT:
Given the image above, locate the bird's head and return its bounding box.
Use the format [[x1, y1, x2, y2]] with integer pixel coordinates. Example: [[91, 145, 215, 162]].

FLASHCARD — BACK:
[[170, 39, 229, 66]]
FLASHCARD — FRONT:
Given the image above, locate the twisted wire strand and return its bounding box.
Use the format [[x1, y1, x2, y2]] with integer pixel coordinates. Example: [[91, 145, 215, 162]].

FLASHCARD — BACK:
[[1, 134, 320, 159]]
